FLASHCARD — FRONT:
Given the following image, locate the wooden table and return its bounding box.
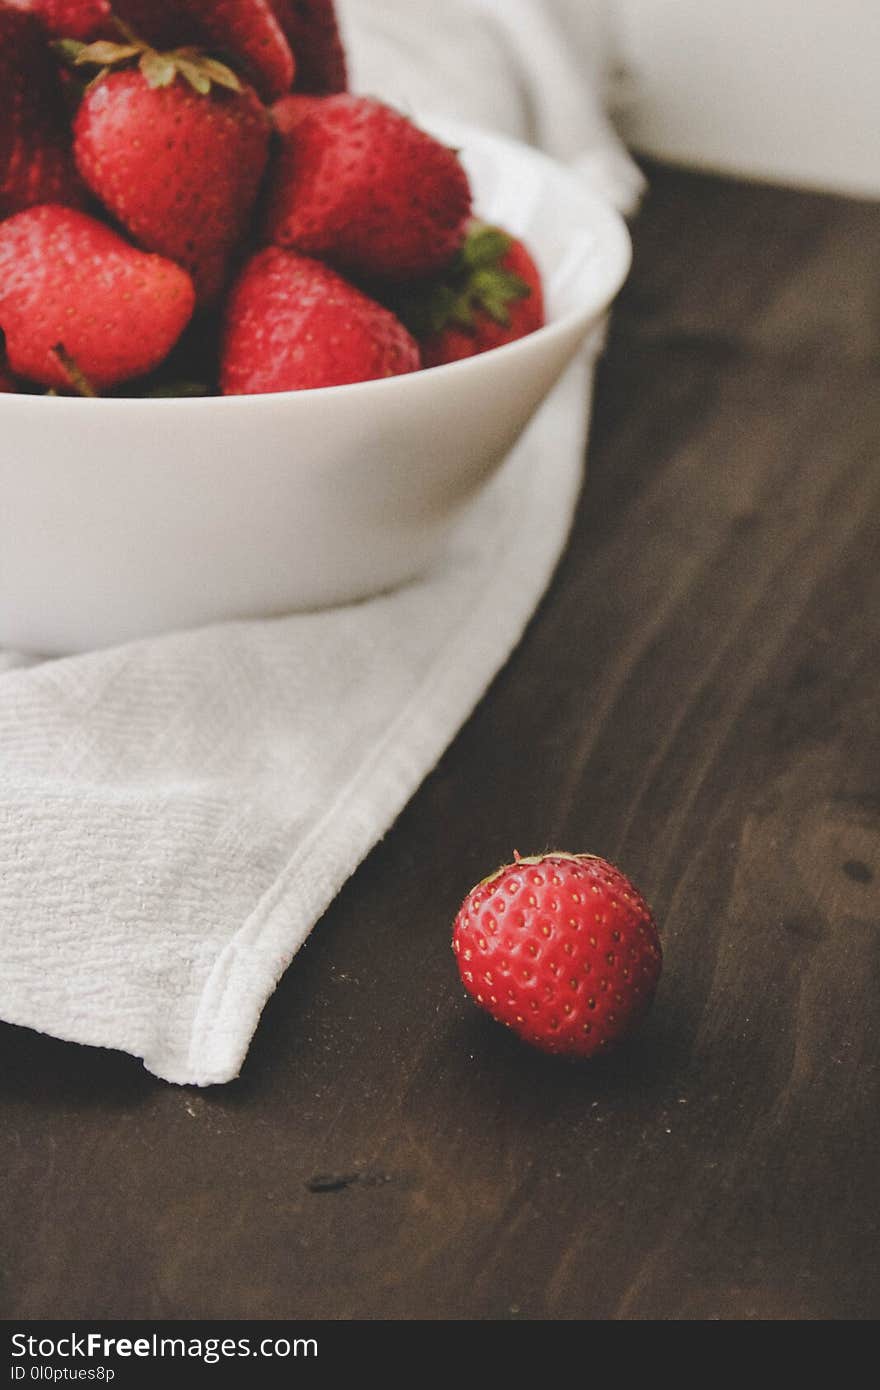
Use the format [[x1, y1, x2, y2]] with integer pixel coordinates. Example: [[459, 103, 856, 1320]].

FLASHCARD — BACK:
[[3, 164, 879, 1322]]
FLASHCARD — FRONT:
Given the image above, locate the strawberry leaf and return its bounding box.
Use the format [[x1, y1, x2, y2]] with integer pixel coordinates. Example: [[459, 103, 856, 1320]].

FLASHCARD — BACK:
[[139, 50, 177, 89], [468, 267, 529, 327], [174, 57, 212, 96], [63, 30, 242, 98], [460, 225, 513, 272], [74, 40, 141, 67], [187, 55, 243, 93], [52, 38, 87, 65], [391, 223, 531, 338]]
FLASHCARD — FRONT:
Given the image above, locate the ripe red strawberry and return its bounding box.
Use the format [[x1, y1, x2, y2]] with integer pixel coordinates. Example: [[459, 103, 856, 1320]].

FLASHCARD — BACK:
[[0, 366, 18, 393], [402, 222, 546, 369], [270, 0, 347, 94], [168, 0, 294, 102], [13, 0, 295, 100], [10, 0, 183, 46], [73, 53, 271, 306], [4, 0, 111, 41], [453, 853, 662, 1058], [271, 91, 323, 136], [0, 6, 86, 217], [264, 94, 472, 281], [0, 205, 195, 391], [221, 247, 420, 394]]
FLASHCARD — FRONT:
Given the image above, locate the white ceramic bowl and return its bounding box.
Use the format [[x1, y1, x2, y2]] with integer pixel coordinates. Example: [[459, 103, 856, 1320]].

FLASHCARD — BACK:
[[0, 116, 631, 654]]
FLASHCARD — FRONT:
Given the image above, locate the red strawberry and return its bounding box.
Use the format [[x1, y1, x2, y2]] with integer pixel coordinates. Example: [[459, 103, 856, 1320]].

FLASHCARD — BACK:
[[0, 205, 195, 391], [12, 0, 295, 100], [113, 0, 295, 102], [453, 853, 662, 1058], [10, 0, 179, 45], [0, 367, 19, 393], [270, 0, 347, 94], [73, 52, 271, 306], [402, 222, 546, 369], [264, 94, 472, 281], [3, 0, 111, 40], [271, 91, 323, 136], [221, 247, 420, 394], [168, 1, 294, 102], [0, 6, 86, 217]]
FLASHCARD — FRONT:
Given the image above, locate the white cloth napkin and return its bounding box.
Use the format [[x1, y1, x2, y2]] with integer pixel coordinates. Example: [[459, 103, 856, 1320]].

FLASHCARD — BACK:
[[0, 0, 641, 1085]]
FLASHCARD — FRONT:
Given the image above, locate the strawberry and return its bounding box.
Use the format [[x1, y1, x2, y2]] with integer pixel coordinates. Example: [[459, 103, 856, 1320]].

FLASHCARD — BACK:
[[270, 0, 347, 95], [396, 222, 546, 369], [0, 5, 86, 216], [9, 0, 180, 46], [0, 366, 19, 393], [12, 0, 295, 100], [0, 205, 195, 391], [72, 46, 271, 306], [3, 0, 111, 41], [163, 1, 294, 102], [271, 91, 322, 136], [221, 247, 420, 394], [452, 853, 662, 1058], [264, 94, 472, 281]]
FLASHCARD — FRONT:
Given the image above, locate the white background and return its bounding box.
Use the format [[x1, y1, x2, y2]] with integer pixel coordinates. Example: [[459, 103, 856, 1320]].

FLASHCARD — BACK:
[[614, 0, 880, 197]]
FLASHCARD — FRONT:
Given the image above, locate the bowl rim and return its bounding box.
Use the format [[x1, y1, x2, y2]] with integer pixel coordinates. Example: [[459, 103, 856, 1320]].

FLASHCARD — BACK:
[[0, 116, 631, 413]]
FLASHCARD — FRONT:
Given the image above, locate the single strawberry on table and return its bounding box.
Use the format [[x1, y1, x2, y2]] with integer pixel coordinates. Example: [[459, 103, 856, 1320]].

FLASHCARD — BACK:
[[71, 39, 271, 306], [453, 853, 662, 1058], [0, 204, 195, 391], [394, 221, 546, 369], [221, 247, 420, 394], [270, 0, 347, 94], [264, 93, 472, 281], [0, 3, 86, 217]]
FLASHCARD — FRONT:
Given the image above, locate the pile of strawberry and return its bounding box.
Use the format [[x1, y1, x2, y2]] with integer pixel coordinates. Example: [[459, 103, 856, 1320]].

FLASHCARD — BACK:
[[0, 0, 545, 397]]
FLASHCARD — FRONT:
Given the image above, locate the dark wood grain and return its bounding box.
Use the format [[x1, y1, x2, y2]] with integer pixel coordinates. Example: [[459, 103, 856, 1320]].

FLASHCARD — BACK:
[[2, 164, 879, 1322]]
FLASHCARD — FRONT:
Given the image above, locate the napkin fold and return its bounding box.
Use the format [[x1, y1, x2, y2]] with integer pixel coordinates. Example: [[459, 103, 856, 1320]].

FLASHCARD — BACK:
[[0, 0, 640, 1084]]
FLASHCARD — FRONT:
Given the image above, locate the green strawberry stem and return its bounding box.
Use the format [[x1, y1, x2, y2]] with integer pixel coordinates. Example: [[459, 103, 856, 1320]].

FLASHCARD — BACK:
[[55, 17, 243, 96], [51, 344, 98, 398], [392, 223, 532, 339], [141, 381, 211, 398], [108, 13, 142, 47], [473, 850, 602, 893]]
